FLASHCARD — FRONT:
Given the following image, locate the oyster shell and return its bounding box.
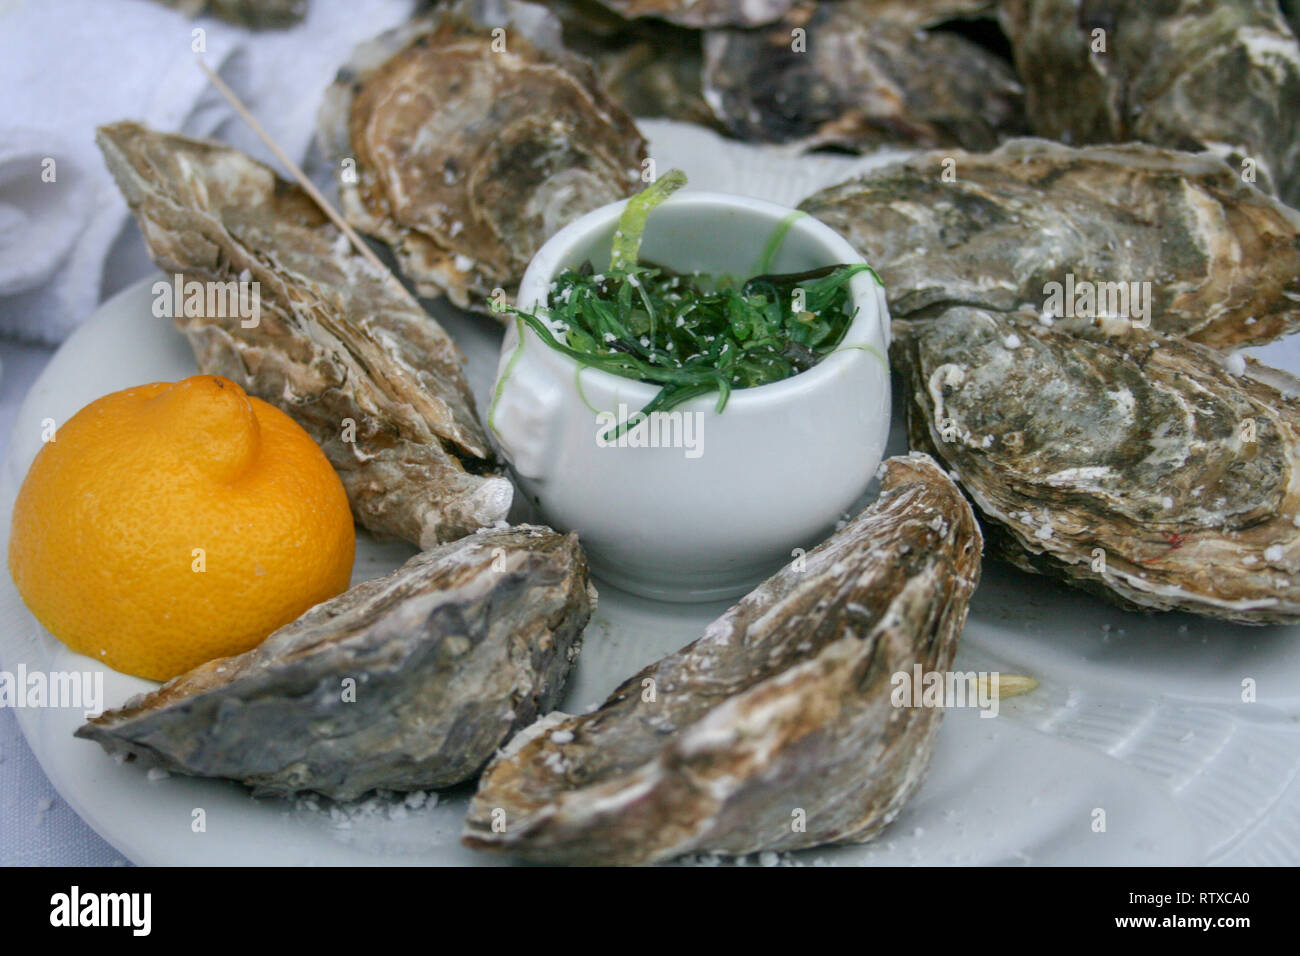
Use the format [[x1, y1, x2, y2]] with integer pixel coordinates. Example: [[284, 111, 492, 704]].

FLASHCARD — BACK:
[[96, 121, 512, 547], [894, 307, 1300, 625], [585, 34, 715, 126], [588, 0, 798, 29], [799, 140, 1300, 350], [999, 0, 1300, 207], [855, 0, 996, 29], [702, 0, 1026, 151], [462, 453, 982, 865], [318, 0, 647, 312], [77, 526, 595, 801], [552, 0, 718, 126]]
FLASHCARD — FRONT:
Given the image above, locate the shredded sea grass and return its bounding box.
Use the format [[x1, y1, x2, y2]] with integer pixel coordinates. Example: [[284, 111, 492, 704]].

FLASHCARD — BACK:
[[511, 170, 877, 435]]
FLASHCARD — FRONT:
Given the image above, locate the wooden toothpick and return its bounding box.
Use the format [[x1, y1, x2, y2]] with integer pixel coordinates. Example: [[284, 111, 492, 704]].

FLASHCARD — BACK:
[[195, 57, 419, 306]]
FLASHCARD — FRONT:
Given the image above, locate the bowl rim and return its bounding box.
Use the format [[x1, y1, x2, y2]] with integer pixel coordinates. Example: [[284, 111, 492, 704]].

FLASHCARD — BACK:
[[510, 190, 888, 412]]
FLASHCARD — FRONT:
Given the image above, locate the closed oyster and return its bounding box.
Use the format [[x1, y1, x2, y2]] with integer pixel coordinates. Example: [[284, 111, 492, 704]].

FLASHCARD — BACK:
[[855, 0, 996, 29], [551, 0, 717, 126], [463, 453, 982, 865], [894, 307, 1300, 625], [799, 140, 1300, 350], [999, 0, 1300, 207], [584, 33, 716, 126], [78, 527, 595, 801], [318, 0, 647, 312], [96, 121, 511, 547], [703, 0, 1026, 151], [588, 0, 798, 28]]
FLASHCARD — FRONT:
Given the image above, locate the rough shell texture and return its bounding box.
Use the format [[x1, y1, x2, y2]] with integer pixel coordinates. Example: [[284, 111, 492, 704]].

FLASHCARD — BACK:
[[96, 121, 512, 547], [703, 1, 1026, 152], [589, 0, 798, 28], [894, 307, 1300, 625], [999, 0, 1300, 207], [799, 139, 1300, 350], [584, 33, 715, 127], [552, 0, 718, 127], [318, 0, 647, 312], [77, 527, 596, 801], [854, 0, 996, 29], [462, 453, 982, 865]]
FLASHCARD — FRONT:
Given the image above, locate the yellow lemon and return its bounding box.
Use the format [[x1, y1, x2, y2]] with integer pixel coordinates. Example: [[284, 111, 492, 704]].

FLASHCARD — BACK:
[[9, 375, 355, 681]]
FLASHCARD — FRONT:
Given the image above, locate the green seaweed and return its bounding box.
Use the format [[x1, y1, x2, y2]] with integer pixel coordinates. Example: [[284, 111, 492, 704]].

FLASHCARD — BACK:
[[511, 170, 875, 438], [608, 169, 688, 273]]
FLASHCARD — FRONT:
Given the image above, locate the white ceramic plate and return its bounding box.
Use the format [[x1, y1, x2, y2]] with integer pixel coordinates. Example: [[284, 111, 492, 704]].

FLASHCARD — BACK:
[[3, 122, 1299, 865]]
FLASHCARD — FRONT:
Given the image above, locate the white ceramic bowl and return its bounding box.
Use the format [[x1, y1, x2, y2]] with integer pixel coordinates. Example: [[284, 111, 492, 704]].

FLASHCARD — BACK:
[[489, 191, 891, 601]]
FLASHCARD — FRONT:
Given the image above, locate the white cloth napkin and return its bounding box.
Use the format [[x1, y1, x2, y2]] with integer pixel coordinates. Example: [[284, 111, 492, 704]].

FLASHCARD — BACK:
[[0, 0, 416, 344]]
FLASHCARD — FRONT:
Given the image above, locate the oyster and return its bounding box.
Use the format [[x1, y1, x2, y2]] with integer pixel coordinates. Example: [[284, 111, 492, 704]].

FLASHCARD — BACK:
[[96, 121, 512, 547], [894, 307, 1300, 625], [77, 526, 595, 801], [584, 33, 715, 126], [799, 140, 1300, 350], [999, 0, 1300, 207], [551, 0, 718, 126], [702, 0, 1026, 151], [855, 0, 996, 29], [318, 0, 647, 312], [588, 0, 798, 28], [151, 0, 306, 27], [463, 453, 982, 865]]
